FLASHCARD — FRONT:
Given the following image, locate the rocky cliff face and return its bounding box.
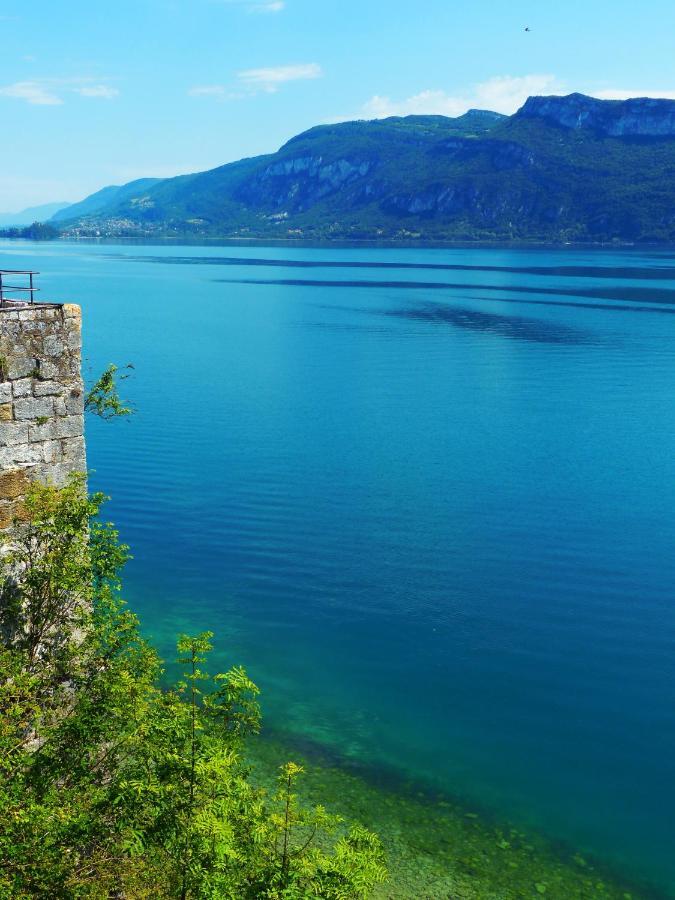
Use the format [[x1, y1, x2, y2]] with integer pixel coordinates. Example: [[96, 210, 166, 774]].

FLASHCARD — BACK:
[[235, 155, 376, 212], [516, 92, 675, 136]]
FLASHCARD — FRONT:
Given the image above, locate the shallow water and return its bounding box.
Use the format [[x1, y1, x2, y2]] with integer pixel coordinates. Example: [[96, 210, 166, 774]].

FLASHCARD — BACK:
[[2, 239, 675, 895]]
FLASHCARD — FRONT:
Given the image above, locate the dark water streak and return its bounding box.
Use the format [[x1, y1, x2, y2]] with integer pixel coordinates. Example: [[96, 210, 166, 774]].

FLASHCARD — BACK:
[[112, 252, 675, 281], [214, 275, 675, 307]]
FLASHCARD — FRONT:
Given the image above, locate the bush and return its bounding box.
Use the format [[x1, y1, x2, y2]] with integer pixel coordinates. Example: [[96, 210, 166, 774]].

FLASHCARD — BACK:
[[0, 477, 386, 899]]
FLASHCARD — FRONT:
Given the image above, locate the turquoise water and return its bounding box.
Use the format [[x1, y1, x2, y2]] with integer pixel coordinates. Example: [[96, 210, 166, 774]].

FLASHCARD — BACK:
[[3, 239, 675, 894]]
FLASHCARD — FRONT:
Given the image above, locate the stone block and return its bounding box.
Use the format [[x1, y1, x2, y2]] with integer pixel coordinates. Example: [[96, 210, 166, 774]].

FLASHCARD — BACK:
[[38, 360, 59, 380], [0, 443, 42, 466], [0, 422, 29, 447], [28, 420, 56, 442], [12, 378, 33, 399], [65, 391, 83, 416], [0, 497, 28, 530], [0, 403, 12, 422], [0, 502, 13, 531], [43, 335, 64, 357], [40, 439, 63, 464], [33, 380, 63, 397], [13, 397, 54, 421], [7, 357, 37, 380], [0, 469, 29, 500], [35, 461, 78, 486], [61, 435, 86, 467], [54, 416, 82, 439]]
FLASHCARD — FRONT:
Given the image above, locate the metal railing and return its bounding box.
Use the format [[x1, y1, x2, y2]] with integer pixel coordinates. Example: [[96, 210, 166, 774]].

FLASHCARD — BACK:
[[0, 270, 40, 307]]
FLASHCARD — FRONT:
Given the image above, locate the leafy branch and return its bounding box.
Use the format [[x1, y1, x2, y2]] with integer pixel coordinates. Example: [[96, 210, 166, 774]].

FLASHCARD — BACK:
[[84, 363, 134, 420]]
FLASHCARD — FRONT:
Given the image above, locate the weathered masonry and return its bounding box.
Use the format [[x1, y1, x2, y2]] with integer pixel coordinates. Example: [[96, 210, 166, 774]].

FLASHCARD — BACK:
[[0, 273, 86, 531]]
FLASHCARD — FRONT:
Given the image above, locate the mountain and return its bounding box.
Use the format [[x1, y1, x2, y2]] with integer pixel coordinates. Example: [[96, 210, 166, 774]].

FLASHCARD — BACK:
[[52, 94, 675, 243], [0, 201, 70, 227], [50, 179, 162, 223], [517, 93, 675, 136]]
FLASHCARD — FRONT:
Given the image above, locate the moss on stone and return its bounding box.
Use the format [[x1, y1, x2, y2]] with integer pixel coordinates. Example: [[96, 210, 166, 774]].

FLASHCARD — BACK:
[[0, 469, 29, 501]]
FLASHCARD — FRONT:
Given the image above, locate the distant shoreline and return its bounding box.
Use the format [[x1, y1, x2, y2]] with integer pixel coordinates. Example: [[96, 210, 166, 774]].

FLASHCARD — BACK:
[[3, 234, 675, 252]]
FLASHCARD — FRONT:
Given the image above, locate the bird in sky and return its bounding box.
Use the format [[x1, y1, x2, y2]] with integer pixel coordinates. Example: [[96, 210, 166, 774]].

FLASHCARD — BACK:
[[525, 26, 531, 31]]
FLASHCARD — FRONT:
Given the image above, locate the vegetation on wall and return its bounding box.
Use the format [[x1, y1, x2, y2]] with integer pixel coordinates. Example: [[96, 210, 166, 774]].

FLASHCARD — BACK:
[[84, 363, 134, 420]]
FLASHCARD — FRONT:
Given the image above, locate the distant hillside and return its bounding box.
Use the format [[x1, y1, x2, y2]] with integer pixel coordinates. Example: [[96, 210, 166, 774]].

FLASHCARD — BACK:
[[51, 178, 162, 223], [0, 201, 70, 227], [51, 95, 675, 242]]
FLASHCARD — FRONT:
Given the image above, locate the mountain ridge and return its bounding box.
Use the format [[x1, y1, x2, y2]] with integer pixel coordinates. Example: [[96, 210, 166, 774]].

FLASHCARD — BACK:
[[516, 92, 675, 136], [49, 94, 675, 243], [0, 201, 71, 227], [50, 178, 163, 223]]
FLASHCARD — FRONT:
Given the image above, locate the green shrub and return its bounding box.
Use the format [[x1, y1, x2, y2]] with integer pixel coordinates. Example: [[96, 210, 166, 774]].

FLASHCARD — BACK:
[[0, 476, 386, 899]]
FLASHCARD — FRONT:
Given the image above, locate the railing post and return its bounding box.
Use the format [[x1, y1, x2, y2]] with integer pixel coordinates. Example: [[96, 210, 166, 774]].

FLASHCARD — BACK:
[[0, 270, 41, 306]]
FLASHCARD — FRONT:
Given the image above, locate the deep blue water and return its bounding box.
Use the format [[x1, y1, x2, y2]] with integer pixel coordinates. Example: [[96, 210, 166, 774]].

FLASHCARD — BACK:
[[3, 239, 675, 893]]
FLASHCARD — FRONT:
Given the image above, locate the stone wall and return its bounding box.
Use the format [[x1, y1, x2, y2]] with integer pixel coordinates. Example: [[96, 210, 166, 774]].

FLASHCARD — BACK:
[[0, 304, 86, 530]]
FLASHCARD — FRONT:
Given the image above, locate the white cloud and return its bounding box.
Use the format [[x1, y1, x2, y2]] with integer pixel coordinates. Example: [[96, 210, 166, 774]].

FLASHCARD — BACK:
[[252, 1, 284, 11], [593, 89, 675, 100], [0, 78, 119, 106], [356, 76, 675, 123], [73, 84, 119, 99], [218, 0, 285, 11], [188, 85, 227, 97], [360, 74, 564, 120], [188, 84, 245, 101], [0, 81, 63, 105], [189, 61, 320, 101], [236, 63, 322, 93]]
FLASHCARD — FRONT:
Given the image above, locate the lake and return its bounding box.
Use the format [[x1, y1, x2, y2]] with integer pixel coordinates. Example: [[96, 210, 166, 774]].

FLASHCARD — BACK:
[[3, 239, 675, 895]]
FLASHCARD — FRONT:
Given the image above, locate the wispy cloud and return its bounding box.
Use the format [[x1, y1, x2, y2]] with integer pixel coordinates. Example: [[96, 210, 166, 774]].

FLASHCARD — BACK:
[[0, 77, 119, 106], [252, 1, 285, 11], [218, 0, 285, 12], [236, 63, 322, 93], [593, 89, 675, 100], [0, 81, 63, 105], [356, 76, 675, 122], [188, 84, 246, 101], [359, 75, 563, 120], [188, 85, 228, 97], [190, 62, 322, 100], [73, 84, 120, 99]]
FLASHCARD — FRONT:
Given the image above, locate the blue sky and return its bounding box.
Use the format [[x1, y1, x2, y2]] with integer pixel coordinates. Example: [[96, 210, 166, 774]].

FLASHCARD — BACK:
[[1, 0, 675, 209]]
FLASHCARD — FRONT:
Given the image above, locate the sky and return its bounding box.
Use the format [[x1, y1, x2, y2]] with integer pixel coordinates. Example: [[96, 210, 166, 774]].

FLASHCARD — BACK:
[[1, 0, 675, 210]]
